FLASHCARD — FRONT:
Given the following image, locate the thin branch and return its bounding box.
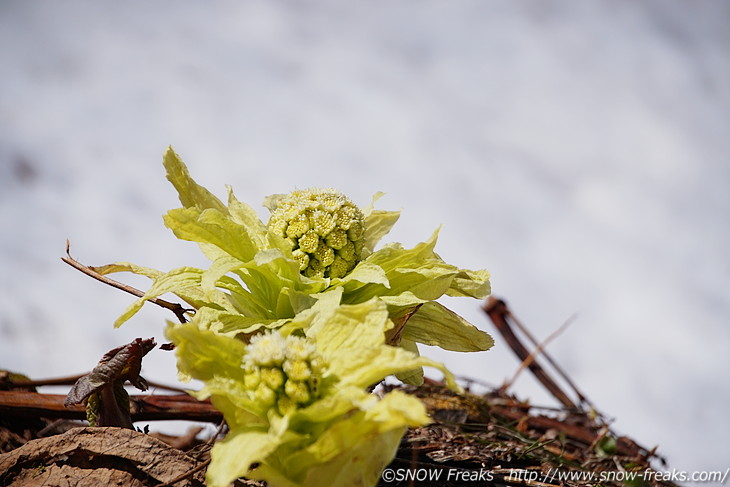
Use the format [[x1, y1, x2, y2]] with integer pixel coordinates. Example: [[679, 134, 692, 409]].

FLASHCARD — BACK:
[[483, 297, 577, 409], [503, 314, 576, 390], [4, 373, 187, 394], [62, 240, 191, 324], [507, 309, 597, 410], [0, 391, 222, 423]]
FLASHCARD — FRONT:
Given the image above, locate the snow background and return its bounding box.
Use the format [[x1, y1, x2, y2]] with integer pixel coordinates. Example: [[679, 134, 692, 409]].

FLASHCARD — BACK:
[[1, 0, 728, 475]]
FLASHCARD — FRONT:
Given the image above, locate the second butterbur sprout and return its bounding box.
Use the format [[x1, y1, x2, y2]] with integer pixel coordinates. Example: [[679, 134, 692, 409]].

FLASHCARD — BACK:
[[242, 331, 324, 416], [268, 188, 365, 279]]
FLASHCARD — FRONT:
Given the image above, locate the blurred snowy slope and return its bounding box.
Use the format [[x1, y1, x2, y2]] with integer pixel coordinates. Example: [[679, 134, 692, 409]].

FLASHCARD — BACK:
[[1, 0, 728, 474]]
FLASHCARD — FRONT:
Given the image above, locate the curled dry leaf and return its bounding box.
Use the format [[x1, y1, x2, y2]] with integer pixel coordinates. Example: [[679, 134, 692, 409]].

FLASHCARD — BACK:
[[64, 338, 156, 428]]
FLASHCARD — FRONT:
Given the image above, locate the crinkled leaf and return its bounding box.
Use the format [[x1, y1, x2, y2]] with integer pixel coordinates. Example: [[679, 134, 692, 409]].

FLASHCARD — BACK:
[[165, 319, 273, 423], [93, 262, 164, 281], [191, 306, 284, 336], [403, 301, 494, 352], [164, 146, 227, 213], [307, 300, 391, 356], [65, 338, 156, 428], [378, 291, 428, 308], [347, 230, 456, 303], [394, 339, 424, 386], [114, 267, 207, 327], [207, 430, 280, 487], [260, 390, 429, 487], [261, 192, 286, 213], [166, 320, 245, 384], [362, 209, 401, 257], [290, 386, 374, 427], [311, 299, 458, 390], [164, 207, 261, 263], [337, 343, 457, 391], [226, 187, 268, 248], [331, 262, 389, 291], [446, 268, 491, 299], [65, 337, 156, 406], [100, 262, 232, 319]]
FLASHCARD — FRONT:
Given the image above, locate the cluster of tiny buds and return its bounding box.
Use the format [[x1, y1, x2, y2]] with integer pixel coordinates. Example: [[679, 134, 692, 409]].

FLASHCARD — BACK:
[[268, 188, 365, 279], [242, 331, 324, 416]]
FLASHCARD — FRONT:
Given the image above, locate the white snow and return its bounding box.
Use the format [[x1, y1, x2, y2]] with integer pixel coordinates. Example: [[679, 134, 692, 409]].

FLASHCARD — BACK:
[[1, 0, 728, 474]]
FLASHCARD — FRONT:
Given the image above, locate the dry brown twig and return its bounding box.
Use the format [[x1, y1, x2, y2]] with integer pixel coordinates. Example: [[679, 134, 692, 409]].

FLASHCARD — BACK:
[[506, 306, 597, 410], [5, 374, 187, 394], [61, 240, 192, 324], [503, 313, 577, 390], [484, 297, 578, 409]]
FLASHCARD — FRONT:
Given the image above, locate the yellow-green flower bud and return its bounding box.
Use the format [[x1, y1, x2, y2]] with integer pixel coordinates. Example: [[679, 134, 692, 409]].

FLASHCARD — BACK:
[[291, 249, 310, 272], [283, 359, 311, 381], [313, 242, 335, 267], [277, 396, 296, 416], [284, 379, 311, 404], [261, 367, 285, 390], [325, 228, 348, 250], [298, 230, 320, 254], [268, 188, 365, 279], [285, 213, 310, 239], [243, 368, 261, 389], [242, 331, 325, 416], [254, 383, 276, 406], [337, 241, 355, 261]]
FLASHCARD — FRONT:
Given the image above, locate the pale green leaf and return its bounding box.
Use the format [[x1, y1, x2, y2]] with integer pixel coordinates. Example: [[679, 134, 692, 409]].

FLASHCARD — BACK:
[[201, 254, 246, 293], [309, 299, 458, 390], [101, 262, 233, 314], [446, 268, 491, 299], [283, 288, 319, 315], [163, 146, 227, 213], [165, 319, 246, 382], [360, 191, 385, 217], [330, 262, 390, 296], [335, 343, 457, 390], [378, 291, 428, 308], [207, 430, 280, 487], [291, 386, 373, 426], [403, 301, 494, 352], [226, 187, 269, 249], [362, 208, 401, 258], [387, 267, 457, 300], [190, 306, 282, 336], [261, 192, 286, 213], [94, 262, 163, 280], [163, 207, 261, 263], [366, 229, 439, 271], [277, 391, 430, 487], [308, 299, 391, 360], [352, 229, 459, 302], [166, 318, 271, 421], [394, 339, 424, 386], [114, 267, 205, 327]]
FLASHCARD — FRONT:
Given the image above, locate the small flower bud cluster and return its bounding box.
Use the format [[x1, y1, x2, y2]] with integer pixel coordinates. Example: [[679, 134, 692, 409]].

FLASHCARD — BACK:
[[268, 188, 365, 279], [242, 331, 324, 416]]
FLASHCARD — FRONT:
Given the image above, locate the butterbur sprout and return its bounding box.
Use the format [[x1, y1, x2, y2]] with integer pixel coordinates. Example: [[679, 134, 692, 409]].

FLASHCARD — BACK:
[[267, 188, 365, 279], [242, 331, 324, 415], [94, 147, 495, 487], [107, 147, 493, 385], [167, 298, 458, 487]]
